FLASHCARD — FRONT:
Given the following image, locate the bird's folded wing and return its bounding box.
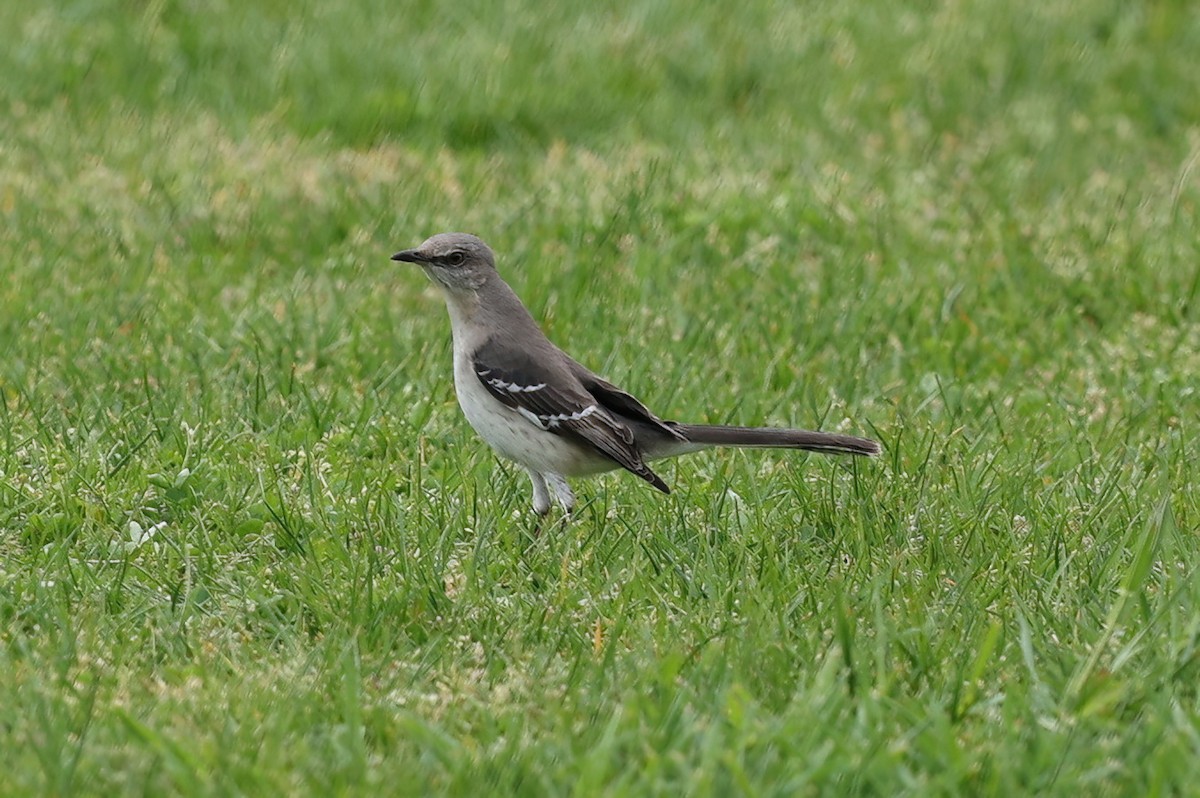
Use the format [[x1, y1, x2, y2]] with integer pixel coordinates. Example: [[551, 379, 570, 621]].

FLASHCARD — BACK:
[[565, 359, 686, 441], [471, 338, 668, 492]]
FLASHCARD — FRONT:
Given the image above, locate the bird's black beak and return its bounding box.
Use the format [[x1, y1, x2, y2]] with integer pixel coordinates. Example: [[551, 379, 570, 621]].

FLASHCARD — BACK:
[[391, 249, 425, 263]]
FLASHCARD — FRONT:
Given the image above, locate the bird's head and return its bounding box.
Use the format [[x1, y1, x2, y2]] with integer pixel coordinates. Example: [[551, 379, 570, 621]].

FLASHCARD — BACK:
[[391, 232, 496, 294]]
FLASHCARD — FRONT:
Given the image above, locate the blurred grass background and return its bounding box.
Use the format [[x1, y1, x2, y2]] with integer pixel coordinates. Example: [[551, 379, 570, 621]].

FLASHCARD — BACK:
[[1, 0, 1198, 794]]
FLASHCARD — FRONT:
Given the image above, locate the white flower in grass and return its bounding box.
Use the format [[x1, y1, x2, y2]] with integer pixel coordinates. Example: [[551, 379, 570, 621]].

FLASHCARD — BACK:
[[124, 520, 165, 552]]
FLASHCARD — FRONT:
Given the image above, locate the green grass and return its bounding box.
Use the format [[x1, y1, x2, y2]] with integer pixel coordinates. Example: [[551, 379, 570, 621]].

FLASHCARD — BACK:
[[1, 0, 1198, 794]]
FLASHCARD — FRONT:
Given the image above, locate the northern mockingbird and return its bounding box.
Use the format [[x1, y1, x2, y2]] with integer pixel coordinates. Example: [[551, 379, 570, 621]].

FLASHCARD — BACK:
[[392, 232, 880, 515]]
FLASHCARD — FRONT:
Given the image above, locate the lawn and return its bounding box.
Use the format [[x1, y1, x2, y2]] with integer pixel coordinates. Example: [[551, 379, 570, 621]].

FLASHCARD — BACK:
[[1, 0, 1198, 794]]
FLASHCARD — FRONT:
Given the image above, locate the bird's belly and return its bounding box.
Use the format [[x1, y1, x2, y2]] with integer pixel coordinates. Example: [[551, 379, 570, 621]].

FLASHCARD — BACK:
[[452, 354, 613, 476]]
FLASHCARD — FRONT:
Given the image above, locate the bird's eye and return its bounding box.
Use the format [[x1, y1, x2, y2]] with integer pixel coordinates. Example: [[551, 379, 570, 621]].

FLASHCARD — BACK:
[[446, 252, 465, 266]]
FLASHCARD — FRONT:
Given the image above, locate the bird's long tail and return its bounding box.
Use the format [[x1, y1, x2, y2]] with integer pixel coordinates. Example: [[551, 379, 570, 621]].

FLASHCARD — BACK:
[[672, 424, 880, 457]]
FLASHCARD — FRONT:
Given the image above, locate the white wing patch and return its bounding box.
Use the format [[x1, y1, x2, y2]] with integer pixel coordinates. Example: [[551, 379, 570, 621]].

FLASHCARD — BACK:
[[478, 368, 546, 394], [516, 403, 598, 431], [494, 378, 546, 393]]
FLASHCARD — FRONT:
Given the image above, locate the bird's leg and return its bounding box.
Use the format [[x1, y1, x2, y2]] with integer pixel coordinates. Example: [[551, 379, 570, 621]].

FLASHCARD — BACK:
[[545, 473, 576, 514], [527, 469, 552, 516], [524, 471, 573, 538]]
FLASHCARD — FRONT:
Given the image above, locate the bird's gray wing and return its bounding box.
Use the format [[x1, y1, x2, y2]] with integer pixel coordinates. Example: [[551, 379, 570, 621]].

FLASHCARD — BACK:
[[472, 336, 669, 493], [564, 358, 686, 441]]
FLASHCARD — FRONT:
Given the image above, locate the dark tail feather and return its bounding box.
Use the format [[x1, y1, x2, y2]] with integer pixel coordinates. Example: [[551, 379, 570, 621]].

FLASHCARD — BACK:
[[674, 424, 880, 457]]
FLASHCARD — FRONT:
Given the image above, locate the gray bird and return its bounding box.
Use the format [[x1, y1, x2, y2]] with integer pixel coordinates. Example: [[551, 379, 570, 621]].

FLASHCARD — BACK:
[[392, 233, 880, 515]]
